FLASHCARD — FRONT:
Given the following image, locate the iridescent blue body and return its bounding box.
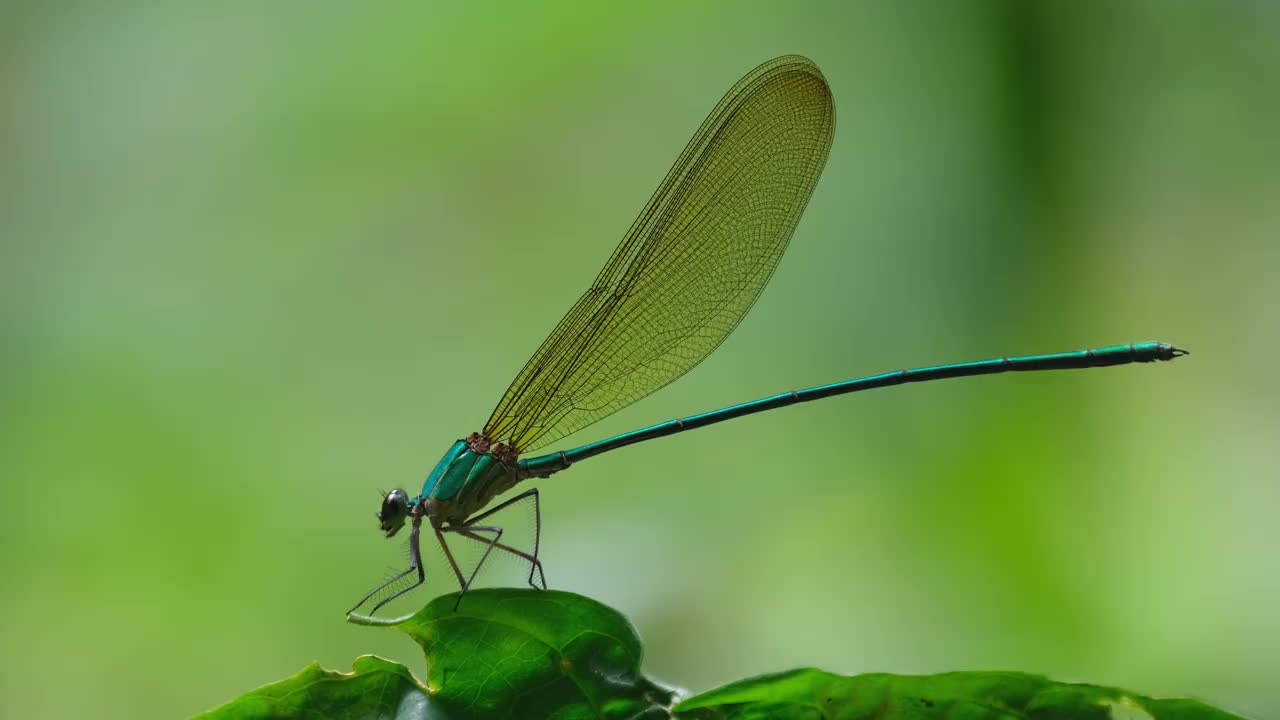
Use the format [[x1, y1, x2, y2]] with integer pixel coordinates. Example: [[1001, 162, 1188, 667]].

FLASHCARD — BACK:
[[417, 440, 520, 525], [348, 56, 1189, 617], [371, 340, 1187, 614], [517, 341, 1185, 477], [405, 342, 1188, 524]]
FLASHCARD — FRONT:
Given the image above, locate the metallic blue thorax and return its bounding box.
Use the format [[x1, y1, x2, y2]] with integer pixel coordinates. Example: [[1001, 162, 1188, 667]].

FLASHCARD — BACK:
[[419, 440, 518, 522]]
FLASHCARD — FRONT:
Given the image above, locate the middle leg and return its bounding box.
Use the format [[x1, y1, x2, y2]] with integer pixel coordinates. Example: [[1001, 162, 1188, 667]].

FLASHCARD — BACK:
[[441, 523, 503, 610]]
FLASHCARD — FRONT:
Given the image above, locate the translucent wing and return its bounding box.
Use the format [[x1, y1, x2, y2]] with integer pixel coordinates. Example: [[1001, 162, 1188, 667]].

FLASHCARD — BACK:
[[485, 56, 835, 452]]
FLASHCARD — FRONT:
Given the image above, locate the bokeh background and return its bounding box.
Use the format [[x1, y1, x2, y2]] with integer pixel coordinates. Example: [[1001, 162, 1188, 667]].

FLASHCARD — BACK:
[[4, 1, 1279, 718]]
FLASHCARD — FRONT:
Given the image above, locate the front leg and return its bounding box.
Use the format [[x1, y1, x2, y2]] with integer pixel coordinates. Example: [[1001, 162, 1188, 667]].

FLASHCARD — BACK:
[[348, 514, 425, 615]]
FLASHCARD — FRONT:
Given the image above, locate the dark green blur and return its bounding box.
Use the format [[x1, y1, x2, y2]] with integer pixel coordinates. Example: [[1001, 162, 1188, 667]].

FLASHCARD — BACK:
[[2, 2, 1277, 719]]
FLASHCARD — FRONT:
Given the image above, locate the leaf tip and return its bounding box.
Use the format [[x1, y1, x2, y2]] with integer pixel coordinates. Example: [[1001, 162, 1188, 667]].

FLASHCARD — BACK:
[[346, 610, 413, 627]]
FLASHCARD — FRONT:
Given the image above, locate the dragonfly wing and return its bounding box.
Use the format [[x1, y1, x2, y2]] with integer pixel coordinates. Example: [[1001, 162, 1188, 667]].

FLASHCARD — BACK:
[[485, 56, 835, 452]]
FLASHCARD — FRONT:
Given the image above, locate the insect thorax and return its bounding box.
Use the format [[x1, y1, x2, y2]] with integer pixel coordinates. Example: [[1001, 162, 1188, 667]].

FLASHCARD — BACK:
[[418, 433, 520, 523]]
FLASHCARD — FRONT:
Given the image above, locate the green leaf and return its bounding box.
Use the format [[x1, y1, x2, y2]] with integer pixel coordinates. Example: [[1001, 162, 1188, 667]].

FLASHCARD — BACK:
[[195, 590, 1245, 720], [197, 589, 677, 719], [672, 668, 1248, 720], [374, 589, 677, 719], [191, 654, 435, 720]]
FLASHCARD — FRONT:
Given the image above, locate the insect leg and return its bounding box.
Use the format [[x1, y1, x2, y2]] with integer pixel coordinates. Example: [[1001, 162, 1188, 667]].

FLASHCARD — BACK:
[[464, 488, 545, 589], [453, 528, 546, 590], [434, 526, 468, 591], [349, 514, 425, 614], [442, 524, 503, 611]]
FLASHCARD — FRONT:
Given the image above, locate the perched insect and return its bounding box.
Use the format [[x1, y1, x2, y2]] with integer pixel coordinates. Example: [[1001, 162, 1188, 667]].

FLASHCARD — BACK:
[[348, 56, 1186, 615]]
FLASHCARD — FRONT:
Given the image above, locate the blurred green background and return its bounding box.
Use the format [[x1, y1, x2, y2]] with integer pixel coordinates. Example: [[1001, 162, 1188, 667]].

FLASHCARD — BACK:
[[3, 1, 1278, 718]]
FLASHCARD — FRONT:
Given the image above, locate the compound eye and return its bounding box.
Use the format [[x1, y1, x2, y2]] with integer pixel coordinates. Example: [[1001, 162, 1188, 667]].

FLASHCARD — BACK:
[[382, 489, 409, 515], [377, 489, 410, 537]]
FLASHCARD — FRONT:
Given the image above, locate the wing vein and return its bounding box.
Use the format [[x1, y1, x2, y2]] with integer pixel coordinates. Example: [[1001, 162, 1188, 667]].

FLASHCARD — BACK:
[[484, 56, 835, 452]]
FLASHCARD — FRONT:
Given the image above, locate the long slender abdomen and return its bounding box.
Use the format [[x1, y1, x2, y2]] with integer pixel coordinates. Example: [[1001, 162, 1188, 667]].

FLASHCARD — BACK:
[[517, 341, 1187, 478]]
